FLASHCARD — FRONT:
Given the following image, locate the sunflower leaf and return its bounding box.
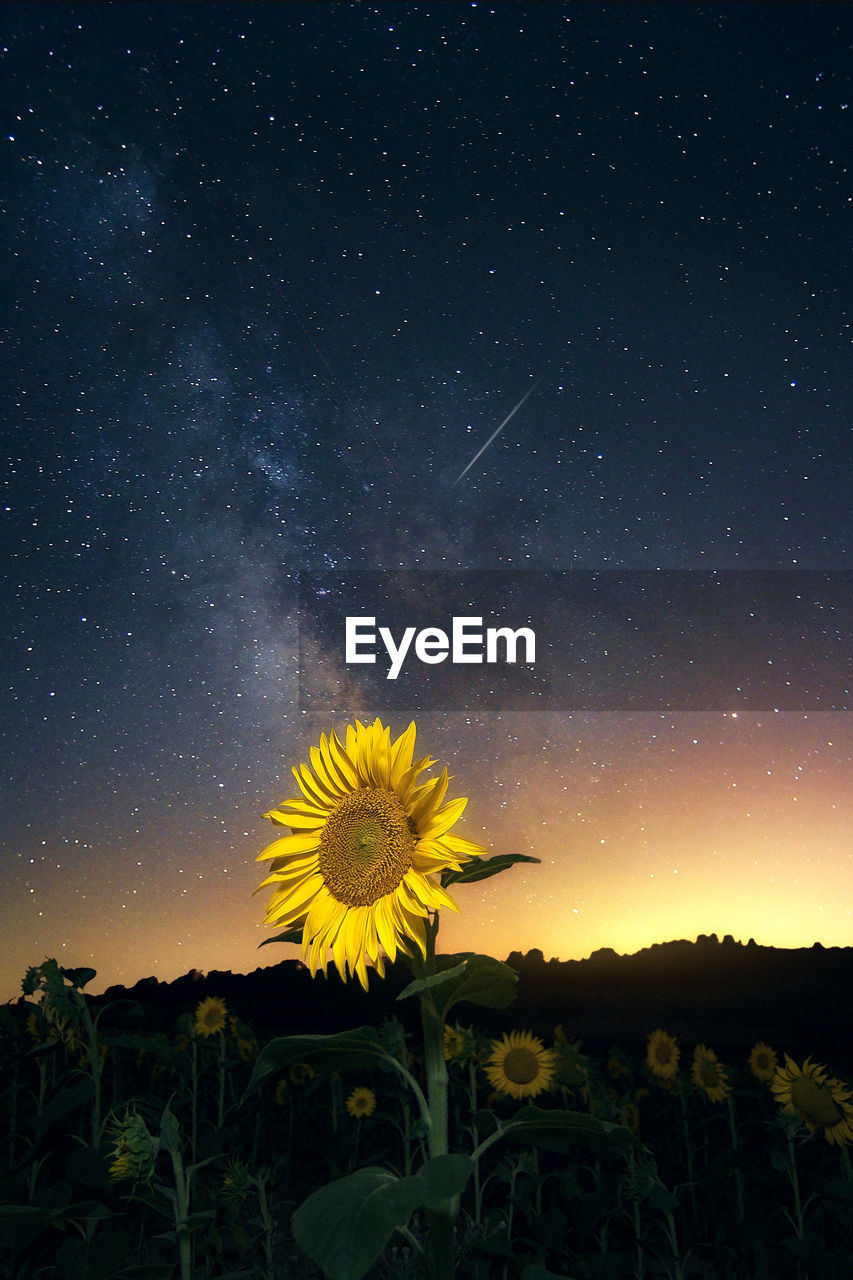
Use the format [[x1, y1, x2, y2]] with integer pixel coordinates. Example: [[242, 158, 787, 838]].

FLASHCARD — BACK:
[[291, 1167, 425, 1280], [257, 928, 303, 948], [501, 1106, 638, 1155], [242, 1028, 401, 1100], [291, 1157, 472, 1280], [396, 960, 469, 1002], [442, 853, 541, 886], [419, 1153, 473, 1208], [441, 953, 519, 1015], [397, 954, 517, 1014]]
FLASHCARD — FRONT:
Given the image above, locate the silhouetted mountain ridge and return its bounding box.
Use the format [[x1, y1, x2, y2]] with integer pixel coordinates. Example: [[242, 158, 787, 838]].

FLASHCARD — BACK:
[[92, 935, 853, 1073]]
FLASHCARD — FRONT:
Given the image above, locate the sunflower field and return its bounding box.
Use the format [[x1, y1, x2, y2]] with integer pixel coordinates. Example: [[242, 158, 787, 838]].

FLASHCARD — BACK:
[[3, 962, 853, 1280], [4, 719, 852, 1278]]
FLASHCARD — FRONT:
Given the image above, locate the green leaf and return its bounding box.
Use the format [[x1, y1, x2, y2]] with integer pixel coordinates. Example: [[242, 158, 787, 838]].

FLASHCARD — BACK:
[[396, 960, 469, 1003], [292, 1157, 471, 1280], [258, 927, 303, 947], [443, 853, 540, 886], [502, 1106, 637, 1156], [36, 1077, 95, 1140], [243, 1027, 401, 1099], [159, 1106, 181, 1155], [292, 1167, 425, 1280], [413, 953, 518, 1016], [0, 1205, 52, 1220], [420, 1154, 472, 1209]]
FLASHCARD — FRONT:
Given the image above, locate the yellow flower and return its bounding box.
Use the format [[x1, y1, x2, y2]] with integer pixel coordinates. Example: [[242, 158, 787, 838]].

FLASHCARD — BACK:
[[274, 1078, 289, 1107], [772, 1055, 853, 1147], [621, 1101, 641, 1133], [194, 996, 228, 1038], [346, 1086, 377, 1118], [749, 1042, 778, 1083], [256, 719, 487, 989], [484, 1030, 556, 1100], [646, 1029, 680, 1080], [444, 1024, 465, 1061], [691, 1044, 731, 1102]]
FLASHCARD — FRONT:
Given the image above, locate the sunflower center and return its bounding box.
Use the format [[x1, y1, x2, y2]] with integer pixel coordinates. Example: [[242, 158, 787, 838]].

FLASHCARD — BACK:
[[503, 1047, 540, 1085], [319, 787, 415, 906], [791, 1077, 843, 1128]]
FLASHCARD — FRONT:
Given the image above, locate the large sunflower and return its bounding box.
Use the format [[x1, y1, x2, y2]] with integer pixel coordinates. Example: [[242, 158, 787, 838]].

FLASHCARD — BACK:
[[256, 719, 487, 988], [772, 1055, 853, 1147], [484, 1030, 556, 1100]]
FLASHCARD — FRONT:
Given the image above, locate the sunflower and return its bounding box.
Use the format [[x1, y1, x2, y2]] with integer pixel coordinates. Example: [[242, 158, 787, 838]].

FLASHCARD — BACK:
[[346, 1086, 377, 1118], [444, 1024, 466, 1062], [621, 1101, 641, 1133], [691, 1044, 731, 1102], [646, 1029, 680, 1080], [484, 1030, 556, 1100], [256, 719, 487, 989], [772, 1055, 853, 1146], [194, 996, 228, 1038], [749, 1042, 778, 1083], [107, 1111, 158, 1185]]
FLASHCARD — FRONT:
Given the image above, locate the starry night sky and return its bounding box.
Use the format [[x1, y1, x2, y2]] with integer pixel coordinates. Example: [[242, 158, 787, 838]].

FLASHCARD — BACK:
[[2, 2, 851, 1001]]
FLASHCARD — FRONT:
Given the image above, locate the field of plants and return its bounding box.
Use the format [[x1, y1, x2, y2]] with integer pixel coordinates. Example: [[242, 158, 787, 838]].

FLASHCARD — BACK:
[[2, 955, 853, 1280]]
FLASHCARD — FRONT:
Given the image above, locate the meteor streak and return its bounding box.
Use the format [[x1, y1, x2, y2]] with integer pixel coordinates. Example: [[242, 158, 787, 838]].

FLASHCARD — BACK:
[[452, 377, 543, 487]]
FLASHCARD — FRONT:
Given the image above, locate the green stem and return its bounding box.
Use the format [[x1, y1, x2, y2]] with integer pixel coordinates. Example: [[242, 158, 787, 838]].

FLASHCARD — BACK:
[[417, 913, 454, 1280], [677, 1083, 698, 1226], [191, 1032, 198, 1165], [785, 1123, 805, 1280], [726, 1095, 744, 1221], [76, 996, 104, 1147], [467, 1059, 483, 1224], [501, 1161, 519, 1280], [217, 1030, 226, 1129], [254, 1169, 276, 1280], [169, 1139, 192, 1280]]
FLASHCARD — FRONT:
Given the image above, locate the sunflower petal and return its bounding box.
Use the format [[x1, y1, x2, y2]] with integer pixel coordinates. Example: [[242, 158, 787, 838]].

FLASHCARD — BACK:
[[255, 833, 321, 862], [390, 721, 417, 786], [419, 795, 468, 840]]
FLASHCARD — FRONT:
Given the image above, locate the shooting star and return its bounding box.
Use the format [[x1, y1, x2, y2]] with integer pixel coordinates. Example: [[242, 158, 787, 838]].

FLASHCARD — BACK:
[[451, 376, 543, 487]]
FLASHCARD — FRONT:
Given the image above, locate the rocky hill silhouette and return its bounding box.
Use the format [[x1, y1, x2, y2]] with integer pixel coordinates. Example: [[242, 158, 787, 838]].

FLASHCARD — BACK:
[[93, 935, 853, 1074]]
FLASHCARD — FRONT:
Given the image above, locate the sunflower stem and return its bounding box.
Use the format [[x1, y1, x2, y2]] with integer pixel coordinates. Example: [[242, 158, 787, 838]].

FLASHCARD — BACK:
[[726, 1095, 745, 1221], [217, 1028, 226, 1129], [190, 1029, 198, 1166], [418, 912, 455, 1280]]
